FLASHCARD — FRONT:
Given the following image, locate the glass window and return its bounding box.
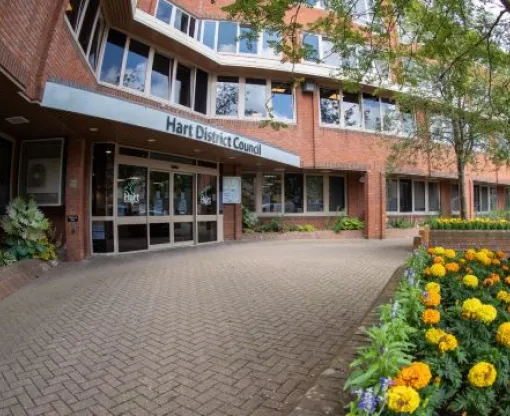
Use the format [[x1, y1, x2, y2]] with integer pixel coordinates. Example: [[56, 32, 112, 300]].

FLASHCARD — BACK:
[[474, 185, 481, 212], [329, 176, 345, 212], [174, 9, 189, 34], [343, 93, 361, 128], [241, 173, 256, 211], [481, 186, 489, 212], [174, 174, 193, 215], [66, 0, 86, 30], [401, 110, 416, 136], [320, 88, 340, 125], [240, 25, 258, 54], [381, 98, 398, 133], [88, 15, 104, 71], [399, 179, 412, 212], [451, 184, 460, 212], [174, 223, 194, 243], [322, 39, 341, 66], [245, 79, 267, 117], [92, 221, 114, 253], [0, 138, 12, 215], [363, 93, 381, 131], [100, 29, 126, 85], [151, 53, 172, 100], [198, 222, 217, 243], [217, 21, 238, 53], [271, 82, 293, 120], [303, 33, 319, 62], [387, 179, 398, 211], [92, 143, 115, 217], [262, 174, 282, 213], [78, 0, 99, 53], [119, 147, 148, 158], [117, 165, 147, 216], [149, 171, 170, 216], [490, 187, 497, 211], [306, 176, 324, 212], [197, 174, 217, 215], [216, 76, 239, 116], [429, 182, 440, 211], [354, 0, 374, 23], [150, 223, 170, 245], [194, 69, 209, 115], [123, 39, 150, 92], [414, 181, 426, 211], [118, 224, 148, 252], [174, 64, 192, 107], [284, 174, 304, 213], [263, 31, 280, 57], [189, 17, 197, 38], [156, 0, 173, 24], [203, 21, 216, 49], [506, 188, 510, 210]]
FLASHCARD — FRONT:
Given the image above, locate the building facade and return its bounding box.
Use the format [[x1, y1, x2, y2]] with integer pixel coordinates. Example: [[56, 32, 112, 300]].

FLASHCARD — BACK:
[[1, 0, 510, 261]]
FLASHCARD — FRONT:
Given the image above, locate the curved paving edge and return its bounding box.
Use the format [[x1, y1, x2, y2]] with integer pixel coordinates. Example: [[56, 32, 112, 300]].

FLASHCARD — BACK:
[[0, 259, 57, 301], [289, 264, 406, 416]]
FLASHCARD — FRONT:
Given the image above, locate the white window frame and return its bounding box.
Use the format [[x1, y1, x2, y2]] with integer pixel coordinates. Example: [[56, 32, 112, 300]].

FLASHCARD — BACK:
[[474, 184, 497, 214], [155, 0, 200, 39], [386, 178, 441, 215]]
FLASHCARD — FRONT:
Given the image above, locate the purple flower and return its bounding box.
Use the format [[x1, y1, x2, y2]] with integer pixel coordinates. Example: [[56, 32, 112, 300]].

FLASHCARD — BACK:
[[358, 387, 378, 413], [379, 377, 391, 392]]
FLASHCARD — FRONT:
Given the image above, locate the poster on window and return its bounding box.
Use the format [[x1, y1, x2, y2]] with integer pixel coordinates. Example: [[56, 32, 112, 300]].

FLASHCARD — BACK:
[[25, 158, 62, 201], [223, 176, 241, 204]]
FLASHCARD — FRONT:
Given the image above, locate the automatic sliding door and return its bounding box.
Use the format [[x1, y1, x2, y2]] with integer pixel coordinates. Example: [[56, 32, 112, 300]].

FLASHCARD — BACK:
[[173, 173, 194, 244], [149, 171, 171, 246], [197, 174, 218, 243]]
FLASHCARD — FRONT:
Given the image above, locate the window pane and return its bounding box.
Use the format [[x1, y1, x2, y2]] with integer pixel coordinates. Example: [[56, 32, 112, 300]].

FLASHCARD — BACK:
[[66, 0, 86, 30], [149, 171, 170, 216], [118, 224, 147, 252], [414, 181, 425, 211], [92, 221, 114, 253], [506, 188, 510, 210], [203, 21, 216, 49], [156, 0, 173, 24], [241, 173, 256, 211], [123, 39, 149, 91], [342, 93, 361, 127], [218, 21, 237, 53], [197, 174, 217, 215], [0, 138, 12, 215], [401, 111, 416, 136], [100, 29, 126, 85], [329, 176, 345, 212], [474, 185, 481, 212], [240, 25, 258, 54], [381, 98, 398, 133], [451, 184, 460, 212], [174, 64, 192, 107], [198, 222, 217, 243], [263, 31, 280, 57], [387, 179, 398, 211], [88, 15, 104, 70], [151, 53, 171, 100], [174, 174, 193, 215], [174, 223, 194, 243], [117, 165, 147, 216], [320, 88, 340, 125], [490, 187, 497, 211], [150, 223, 170, 245], [189, 17, 197, 38], [399, 179, 412, 212], [194, 69, 209, 114], [307, 176, 324, 212], [216, 76, 239, 116], [429, 182, 439, 211], [92, 143, 115, 216], [262, 174, 282, 213], [323, 39, 341, 66], [284, 174, 304, 213], [363, 93, 381, 131], [174, 9, 189, 34], [271, 82, 293, 120], [481, 186, 489, 211], [303, 33, 319, 62], [245, 79, 267, 117], [78, 0, 99, 53]]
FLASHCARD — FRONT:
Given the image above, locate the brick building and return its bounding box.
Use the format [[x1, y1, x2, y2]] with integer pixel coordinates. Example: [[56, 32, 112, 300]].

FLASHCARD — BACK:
[[0, 0, 509, 261]]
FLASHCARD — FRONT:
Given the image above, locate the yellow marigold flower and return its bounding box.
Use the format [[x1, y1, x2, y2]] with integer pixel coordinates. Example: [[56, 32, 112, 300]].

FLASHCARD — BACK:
[[468, 362, 497, 388], [425, 282, 440, 293], [463, 275, 479, 288], [462, 298, 483, 319], [496, 322, 510, 348], [433, 247, 445, 256], [493, 259, 501, 266], [497, 291, 510, 303], [445, 262, 460, 273], [422, 291, 441, 307], [430, 264, 446, 278], [426, 328, 447, 344], [393, 362, 432, 390], [444, 249, 456, 259], [476, 304, 498, 324], [433, 256, 445, 264], [506, 276, 510, 286], [387, 386, 420, 413], [438, 334, 458, 353], [422, 309, 440, 325], [497, 251, 506, 259], [465, 250, 476, 261]]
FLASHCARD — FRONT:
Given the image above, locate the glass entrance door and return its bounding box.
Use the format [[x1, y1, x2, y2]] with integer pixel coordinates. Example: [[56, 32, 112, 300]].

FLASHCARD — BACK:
[[173, 173, 194, 245], [149, 171, 171, 246]]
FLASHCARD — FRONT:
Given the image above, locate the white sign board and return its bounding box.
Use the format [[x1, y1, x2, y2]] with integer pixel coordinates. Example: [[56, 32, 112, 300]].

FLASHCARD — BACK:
[[223, 177, 242, 204]]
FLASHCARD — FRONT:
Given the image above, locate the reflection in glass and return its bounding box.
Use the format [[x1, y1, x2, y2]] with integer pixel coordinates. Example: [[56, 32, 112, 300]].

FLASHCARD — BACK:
[[156, 0, 173, 24], [194, 69, 209, 115], [92, 143, 115, 217], [241, 174, 256, 212], [92, 221, 114, 253], [78, 0, 99, 53], [429, 182, 440, 211], [363, 93, 381, 131], [174, 174, 193, 215], [118, 224, 147, 252], [151, 53, 172, 100], [117, 165, 147, 216], [174, 9, 189, 34], [198, 222, 217, 243], [381, 98, 398, 133], [245, 79, 267, 117], [150, 171, 169, 216], [217, 21, 237, 53], [100, 29, 127, 85], [387, 179, 398, 212], [123, 39, 150, 91], [174, 64, 192, 107], [307, 176, 324, 212], [174, 223, 194, 243], [240, 26, 258, 54], [271, 83, 293, 120], [284, 174, 304, 213], [414, 181, 426, 211], [150, 223, 170, 245], [216, 76, 239, 116], [323, 39, 341, 66], [399, 179, 412, 212], [329, 176, 345, 212], [402, 111, 416, 136], [342, 93, 361, 127], [263, 31, 280, 57], [302, 33, 319, 62], [320, 88, 340, 125], [262, 174, 282, 213], [203, 21, 216, 49], [88, 15, 104, 71], [451, 184, 460, 212], [197, 175, 217, 215]]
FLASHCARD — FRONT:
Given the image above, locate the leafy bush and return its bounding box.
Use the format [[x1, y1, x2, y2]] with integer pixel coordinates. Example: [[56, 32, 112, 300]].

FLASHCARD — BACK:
[[0, 251, 17, 267], [387, 218, 416, 229], [303, 224, 316, 232], [258, 216, 285, 233], [242, 205, 258, 230], [430, 217, 510, 230], [1, 198, 57, 261], [334, 216, 364, 232]]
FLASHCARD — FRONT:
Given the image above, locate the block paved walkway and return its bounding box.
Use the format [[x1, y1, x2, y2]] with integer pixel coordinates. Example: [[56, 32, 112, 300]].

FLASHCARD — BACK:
[[0, 239, 410, 416]]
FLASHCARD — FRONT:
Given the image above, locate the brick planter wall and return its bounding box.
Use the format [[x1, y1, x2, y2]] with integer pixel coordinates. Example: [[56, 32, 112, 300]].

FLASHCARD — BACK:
[[0, 259, 54, 301], [430, 230, 510, 251]]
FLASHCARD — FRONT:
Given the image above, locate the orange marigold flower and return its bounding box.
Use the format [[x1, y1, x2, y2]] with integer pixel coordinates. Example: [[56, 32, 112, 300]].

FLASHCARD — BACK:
[[422, 309, 440, 325], [393, 362, 432, 390], [491, 274, 501, 284], [497, 251, 506, 259], [465, 251, 476, 261], [445, 262, 460, 273], [427, 247, 435, 255], [433, 256, 444, 264], [422, 291, 441, 307], [484, 278, 495, 287], [502, 265, 509, 272], [506, 276, 510, 286], [424, 267, 431, 276], [493, 259, 501, 266]]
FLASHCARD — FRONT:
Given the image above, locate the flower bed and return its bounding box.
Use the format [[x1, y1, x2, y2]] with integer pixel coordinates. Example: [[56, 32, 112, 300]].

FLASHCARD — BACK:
[[430, 218, 510, 230], [345, 246, 510, 415]]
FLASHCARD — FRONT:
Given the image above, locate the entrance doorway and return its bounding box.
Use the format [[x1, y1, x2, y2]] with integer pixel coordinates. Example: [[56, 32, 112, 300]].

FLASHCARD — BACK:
[[0, 136, 13, 214]]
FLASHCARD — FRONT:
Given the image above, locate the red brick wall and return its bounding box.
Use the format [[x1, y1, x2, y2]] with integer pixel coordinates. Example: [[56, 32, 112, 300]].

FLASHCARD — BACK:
[[222, 164, 242, 240], [430, 230, 510, 251]]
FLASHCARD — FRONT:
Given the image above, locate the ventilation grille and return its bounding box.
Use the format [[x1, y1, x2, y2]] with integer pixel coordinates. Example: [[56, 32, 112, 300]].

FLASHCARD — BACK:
[[5, 116, 30, 125]]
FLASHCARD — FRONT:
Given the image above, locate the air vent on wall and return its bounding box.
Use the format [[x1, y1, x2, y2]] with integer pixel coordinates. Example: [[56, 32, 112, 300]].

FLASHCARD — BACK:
[[5, 116, 30, 125]]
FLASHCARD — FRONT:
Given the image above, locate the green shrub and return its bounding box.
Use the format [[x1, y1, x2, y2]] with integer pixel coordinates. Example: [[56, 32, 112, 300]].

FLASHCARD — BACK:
[[258, 216, 285, 233], [334, 216, 364, 232], [1, 197, 57, 261], [303, 224, 316, 232], [0, 251, 17, 267], [387, 218, 416, 229], [242, 205, 258, 230]]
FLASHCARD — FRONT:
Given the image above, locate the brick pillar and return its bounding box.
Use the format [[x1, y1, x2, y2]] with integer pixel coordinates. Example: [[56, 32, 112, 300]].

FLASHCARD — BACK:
[[439, 181, 451, 216], [497, 186, 506, 210], [222, 164, 242, 240], [65, 136, 87, 261], [364, 169, 384, 239]]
